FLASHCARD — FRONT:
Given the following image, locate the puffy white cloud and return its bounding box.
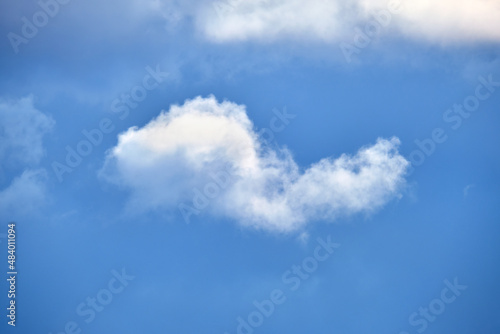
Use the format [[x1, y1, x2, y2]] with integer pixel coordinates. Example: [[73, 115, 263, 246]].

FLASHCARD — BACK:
[[101, 96, 409, 232], [0, 95, 54, 166], [196, 0, 500, 44]]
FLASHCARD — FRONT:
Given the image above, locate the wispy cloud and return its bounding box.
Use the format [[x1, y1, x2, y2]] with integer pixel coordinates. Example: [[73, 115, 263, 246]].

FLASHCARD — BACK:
[[463, 184, 475, 198], [0, 169, 48, 217], [0, 95, 54, 218], [101, 95, 409, 232], [0, 95, 54, 166]]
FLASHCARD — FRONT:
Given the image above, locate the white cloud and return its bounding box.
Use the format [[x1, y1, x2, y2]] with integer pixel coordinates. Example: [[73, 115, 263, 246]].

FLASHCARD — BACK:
[[0, 169, 48, 217], [0, 95, 54, 166], [199, 0, 343, 43], [386, 0, 500, 43], [463, 183, 475, 197], [195, 0, 500, 44], [0, 96, 53, 218], [101, 95, 409, 232]]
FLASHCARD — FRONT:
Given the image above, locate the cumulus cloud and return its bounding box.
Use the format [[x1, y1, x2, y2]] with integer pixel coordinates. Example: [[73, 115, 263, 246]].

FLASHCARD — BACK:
[[195, 0, 500, 44], [101, 96, 409, 232], [0, 95, 54, 166]]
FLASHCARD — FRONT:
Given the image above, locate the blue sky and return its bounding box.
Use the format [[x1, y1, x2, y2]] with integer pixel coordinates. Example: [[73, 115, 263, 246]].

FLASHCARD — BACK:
[[0, 0, 500, 333]]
